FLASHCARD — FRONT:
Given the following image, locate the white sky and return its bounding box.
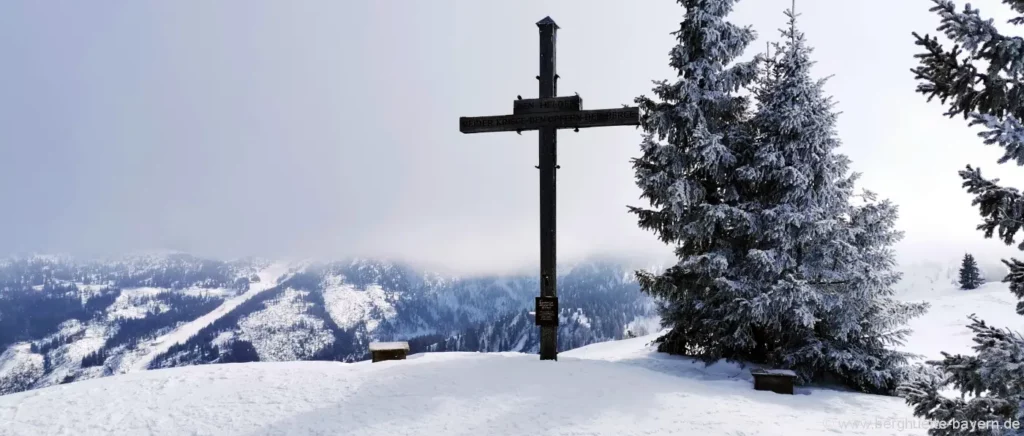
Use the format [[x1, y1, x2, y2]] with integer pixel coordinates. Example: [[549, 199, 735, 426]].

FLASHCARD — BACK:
[[1, 0, 1023, 273]]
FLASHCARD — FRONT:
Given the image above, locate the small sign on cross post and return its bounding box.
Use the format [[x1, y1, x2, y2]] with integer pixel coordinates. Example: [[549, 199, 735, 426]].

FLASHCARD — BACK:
[[458, 16, 639, 361], [513, 95, 581, 115]]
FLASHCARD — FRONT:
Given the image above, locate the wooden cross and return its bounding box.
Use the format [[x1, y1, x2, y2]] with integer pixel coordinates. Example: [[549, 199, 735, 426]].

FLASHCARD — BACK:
[[458, 17, 639, 361]]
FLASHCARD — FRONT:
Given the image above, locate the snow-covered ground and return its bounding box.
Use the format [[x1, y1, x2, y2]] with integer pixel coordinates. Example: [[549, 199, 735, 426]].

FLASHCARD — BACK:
[[897, 281, 1022, 361], [0, 339, 921, 436], [1, 273, 1021, 435]]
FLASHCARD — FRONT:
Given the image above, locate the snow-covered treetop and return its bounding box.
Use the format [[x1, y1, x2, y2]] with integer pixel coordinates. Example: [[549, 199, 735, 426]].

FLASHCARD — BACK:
[[639, 0, 761, 147]]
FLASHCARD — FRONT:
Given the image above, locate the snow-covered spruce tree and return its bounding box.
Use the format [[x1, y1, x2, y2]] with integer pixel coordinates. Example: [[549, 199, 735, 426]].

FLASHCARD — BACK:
[[629, 0, 760, 362], [897, 0, 1024, 432], [959, 253, 983, 290], [631, 2, 926, 394], [739, 10, 926, 393]]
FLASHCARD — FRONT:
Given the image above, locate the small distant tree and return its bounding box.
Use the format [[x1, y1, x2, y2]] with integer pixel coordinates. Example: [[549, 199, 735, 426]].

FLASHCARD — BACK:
[[958, 253, 983, 290]]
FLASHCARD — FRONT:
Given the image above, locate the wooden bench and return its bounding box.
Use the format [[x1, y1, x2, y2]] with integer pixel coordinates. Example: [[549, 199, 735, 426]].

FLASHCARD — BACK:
[[369, 341, 409, 363], [751, 369, 797, 395]]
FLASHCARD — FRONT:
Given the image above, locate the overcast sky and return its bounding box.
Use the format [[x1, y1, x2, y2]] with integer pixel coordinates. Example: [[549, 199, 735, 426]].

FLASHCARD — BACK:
[[2, 0, 1023, 272]]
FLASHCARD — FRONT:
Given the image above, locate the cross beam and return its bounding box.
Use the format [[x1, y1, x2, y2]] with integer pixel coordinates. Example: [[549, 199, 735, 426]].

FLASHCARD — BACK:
[[459, 108, 639, 134], [458, 17, 639, 361]]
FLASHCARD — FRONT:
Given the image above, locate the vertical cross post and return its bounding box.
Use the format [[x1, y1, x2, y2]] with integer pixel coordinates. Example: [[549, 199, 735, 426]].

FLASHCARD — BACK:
[[536, 17, 559, 361]]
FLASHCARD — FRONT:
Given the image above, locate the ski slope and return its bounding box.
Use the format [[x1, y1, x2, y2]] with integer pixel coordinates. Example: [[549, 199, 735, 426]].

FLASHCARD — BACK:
[[1, 278, 1021, 435], [126, 263, 292, 372]]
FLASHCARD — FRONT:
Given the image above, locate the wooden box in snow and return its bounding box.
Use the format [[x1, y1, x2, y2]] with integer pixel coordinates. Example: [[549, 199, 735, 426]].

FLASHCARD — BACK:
[[369, 342, 409, 363], [751, 369, 796, 395]]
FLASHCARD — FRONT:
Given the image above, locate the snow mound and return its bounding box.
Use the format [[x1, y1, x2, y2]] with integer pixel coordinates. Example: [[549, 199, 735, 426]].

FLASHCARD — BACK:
[[1, 333, 923, 436]]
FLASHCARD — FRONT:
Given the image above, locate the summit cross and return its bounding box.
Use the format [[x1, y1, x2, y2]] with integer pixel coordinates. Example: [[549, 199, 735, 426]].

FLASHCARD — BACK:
[[458, 17, 640, 360]]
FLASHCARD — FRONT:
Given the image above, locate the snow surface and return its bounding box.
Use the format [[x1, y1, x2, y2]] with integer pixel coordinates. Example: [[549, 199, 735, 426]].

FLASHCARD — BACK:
[[368, 342, 409, 351], [896, 280, 1022, 361], [0, 334, 926, 436], [752, 369, 798, 377], [126, 263, 292, 372], [179, 287, 234, 298]]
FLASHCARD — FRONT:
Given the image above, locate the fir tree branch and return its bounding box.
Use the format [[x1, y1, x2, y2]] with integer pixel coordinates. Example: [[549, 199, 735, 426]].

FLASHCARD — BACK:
[[1007, 0, 1024, 23], [911, 31, 985, 119], [1001, 258, 1024, 315], [970, 113, 1024, 166], [912, 0, 1024, 120], [960, 165, 1024, 249]]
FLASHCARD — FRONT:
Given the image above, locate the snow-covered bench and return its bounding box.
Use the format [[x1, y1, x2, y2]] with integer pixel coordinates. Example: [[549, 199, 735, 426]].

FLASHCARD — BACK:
[[750, 369, 797, 395], [369, 341, 409, 363]]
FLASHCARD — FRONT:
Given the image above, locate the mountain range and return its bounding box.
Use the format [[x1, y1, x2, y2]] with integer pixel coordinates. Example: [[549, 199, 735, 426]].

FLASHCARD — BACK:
[[0, 254, 658, 396]]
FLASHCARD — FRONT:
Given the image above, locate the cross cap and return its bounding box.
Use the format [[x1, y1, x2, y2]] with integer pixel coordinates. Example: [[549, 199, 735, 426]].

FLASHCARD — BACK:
[[536, 16, 559, 30]]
